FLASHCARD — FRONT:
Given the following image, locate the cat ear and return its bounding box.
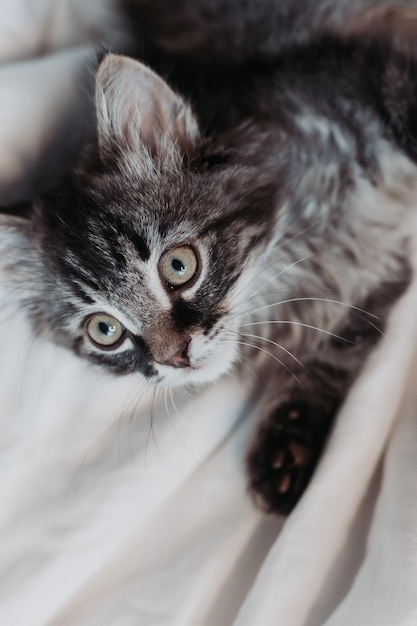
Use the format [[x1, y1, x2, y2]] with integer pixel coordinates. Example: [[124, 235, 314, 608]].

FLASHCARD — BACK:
[[95, 54, 199, 166]]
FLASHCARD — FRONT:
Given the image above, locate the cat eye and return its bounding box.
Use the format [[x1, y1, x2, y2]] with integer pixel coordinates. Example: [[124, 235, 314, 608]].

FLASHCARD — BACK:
[[159, 245, 198, 288], [86, 314, 126, 348]]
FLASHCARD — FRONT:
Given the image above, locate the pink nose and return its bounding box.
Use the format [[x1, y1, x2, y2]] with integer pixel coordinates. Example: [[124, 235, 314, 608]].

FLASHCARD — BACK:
[[163, 340, 190, 368]]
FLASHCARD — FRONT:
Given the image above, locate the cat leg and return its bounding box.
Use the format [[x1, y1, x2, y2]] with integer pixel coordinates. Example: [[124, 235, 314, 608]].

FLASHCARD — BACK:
[[247, 365, 342, 516], [245, 279, 410, 516]]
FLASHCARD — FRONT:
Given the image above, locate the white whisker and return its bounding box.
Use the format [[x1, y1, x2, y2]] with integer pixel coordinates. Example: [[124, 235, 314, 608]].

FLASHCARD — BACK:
[[229, 328, 306, 368], [229, 255, 312, 312], [239, 320, 353, 343], [237, 296, 379, 321], [145, 387, 160, 468], [228, 337, 305, 389], [228, 218, 322, 308], [249, 255, 312, 301], [128, 378, 152, 457]]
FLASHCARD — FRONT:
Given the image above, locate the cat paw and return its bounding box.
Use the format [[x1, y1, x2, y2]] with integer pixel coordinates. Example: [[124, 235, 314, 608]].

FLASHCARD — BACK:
[[247, 401, 321, 516]]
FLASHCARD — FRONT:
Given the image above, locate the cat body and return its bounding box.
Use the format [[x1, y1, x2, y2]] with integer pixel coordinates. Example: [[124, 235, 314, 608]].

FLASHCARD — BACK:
[[122, 0, 417, 61], [2, 5, 417, 513]]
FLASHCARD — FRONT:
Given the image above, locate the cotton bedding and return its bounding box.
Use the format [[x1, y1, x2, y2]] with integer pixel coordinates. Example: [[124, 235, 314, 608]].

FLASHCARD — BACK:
[[1, 2, 417, 625]]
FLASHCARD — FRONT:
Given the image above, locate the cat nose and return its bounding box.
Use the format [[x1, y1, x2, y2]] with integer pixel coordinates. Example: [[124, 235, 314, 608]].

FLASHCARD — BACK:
[[163, 339, 190, 368]]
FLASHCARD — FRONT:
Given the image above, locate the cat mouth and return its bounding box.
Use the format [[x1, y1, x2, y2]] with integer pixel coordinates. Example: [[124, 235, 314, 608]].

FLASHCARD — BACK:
[[156, 360, 200, 376], [153, 345, 237, 388]]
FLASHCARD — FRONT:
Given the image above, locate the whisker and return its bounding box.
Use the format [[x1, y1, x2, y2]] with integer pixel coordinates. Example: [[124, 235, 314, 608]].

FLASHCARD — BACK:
[[167, 387, 196, 456], [0, 302, 33, 327], [127, 377, 151, 457], [227, 255, 299, 308], [164, 387, 182, 432], [228, 337, 305, 389], [353, 314, 385, 338], [66, 410, 125, 497], [234, 351, 260, 383], [239, 320, 353, 343], [229, 254, 312, 312], [181, 384, 197, 400], [234, 330, 306, 367], [19, 323, 55, 407], [236, 296, 380, 322], [168, 387, 181, 420], [248, 255, 313, 302], [67, 376, 152, 495], [145, 387, 160, 468], [163, 387, 171, 420], [228, 217, 322, 307]]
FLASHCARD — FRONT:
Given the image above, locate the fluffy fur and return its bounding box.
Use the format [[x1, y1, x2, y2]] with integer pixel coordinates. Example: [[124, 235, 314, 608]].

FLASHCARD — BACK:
[[2, 3, 417, 514]]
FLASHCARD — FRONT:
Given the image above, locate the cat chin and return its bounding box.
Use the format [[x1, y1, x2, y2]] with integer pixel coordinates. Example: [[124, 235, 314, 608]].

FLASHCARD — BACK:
[[153, 344, 238, 389]]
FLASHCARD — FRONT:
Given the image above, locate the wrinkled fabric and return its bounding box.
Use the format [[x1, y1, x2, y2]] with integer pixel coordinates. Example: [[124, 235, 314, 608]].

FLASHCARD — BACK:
[[1, 3, 417, 625]]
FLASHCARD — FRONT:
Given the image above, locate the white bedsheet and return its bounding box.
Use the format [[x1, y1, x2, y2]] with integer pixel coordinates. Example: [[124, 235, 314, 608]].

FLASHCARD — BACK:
[[1, 3, 417, 624]]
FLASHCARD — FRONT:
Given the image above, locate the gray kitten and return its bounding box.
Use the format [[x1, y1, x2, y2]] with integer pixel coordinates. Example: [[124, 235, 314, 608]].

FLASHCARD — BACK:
[[1, 4, 417, 514]]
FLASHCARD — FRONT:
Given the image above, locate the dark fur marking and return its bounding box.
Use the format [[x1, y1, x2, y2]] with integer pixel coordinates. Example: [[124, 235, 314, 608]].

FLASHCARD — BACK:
[[172, 298, 219, 332], [69, 281, 96, 306], [81, 335, 158, 377], [100, 228, 128, 270], [104, 214, 151, 261], [60, 262, 101, 293], [131, 334, 158, 376], [200, 185, 276, 235]]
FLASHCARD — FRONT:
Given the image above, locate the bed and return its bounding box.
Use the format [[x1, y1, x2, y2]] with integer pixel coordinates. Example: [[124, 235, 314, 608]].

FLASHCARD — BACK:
[[1, 2, 417, 624]]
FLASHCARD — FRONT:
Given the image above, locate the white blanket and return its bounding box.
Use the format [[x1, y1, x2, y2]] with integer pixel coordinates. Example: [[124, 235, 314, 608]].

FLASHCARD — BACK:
[[1, 3, 417, 624]]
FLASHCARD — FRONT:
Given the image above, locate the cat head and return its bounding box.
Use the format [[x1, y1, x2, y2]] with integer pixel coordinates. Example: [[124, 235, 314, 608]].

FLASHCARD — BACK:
[[3, 54, 277, 387]]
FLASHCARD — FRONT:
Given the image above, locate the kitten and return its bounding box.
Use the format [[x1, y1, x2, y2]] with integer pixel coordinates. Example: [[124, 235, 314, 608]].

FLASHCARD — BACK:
[[1, 5, 417, 515]]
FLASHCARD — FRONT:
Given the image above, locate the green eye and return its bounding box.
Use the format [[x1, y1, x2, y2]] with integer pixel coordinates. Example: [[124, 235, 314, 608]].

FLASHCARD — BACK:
[[86, 314, 126, 348], [160, 245, 198, 287]]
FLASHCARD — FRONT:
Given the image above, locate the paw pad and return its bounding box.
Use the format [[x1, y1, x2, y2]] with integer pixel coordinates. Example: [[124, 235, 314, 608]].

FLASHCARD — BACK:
[[248, 401, 320, 515]]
